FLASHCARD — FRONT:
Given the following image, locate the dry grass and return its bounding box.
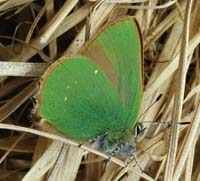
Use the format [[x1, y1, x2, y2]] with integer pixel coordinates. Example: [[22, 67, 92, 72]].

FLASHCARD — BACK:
[[0, 0, 200, 181]]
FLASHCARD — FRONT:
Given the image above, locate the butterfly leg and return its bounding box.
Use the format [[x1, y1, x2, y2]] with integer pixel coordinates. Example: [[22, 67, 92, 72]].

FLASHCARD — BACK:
[[103, 146, 118, 163], [125, 152, 144, 173], [104, 155, 112, 165]]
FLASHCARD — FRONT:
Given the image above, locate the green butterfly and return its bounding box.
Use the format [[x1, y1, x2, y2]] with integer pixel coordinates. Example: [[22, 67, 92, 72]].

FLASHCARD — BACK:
[[37, 17, 143, 158]]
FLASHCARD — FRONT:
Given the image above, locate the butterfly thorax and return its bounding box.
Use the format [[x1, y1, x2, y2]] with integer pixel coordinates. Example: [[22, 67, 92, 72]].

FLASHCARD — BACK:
[[93, 129, 136, 158]]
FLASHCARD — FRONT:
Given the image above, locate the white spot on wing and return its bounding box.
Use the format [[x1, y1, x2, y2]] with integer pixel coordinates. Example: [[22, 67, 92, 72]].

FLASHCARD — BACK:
[[64, 97, 68, 102], [94, 69, 99, 75]]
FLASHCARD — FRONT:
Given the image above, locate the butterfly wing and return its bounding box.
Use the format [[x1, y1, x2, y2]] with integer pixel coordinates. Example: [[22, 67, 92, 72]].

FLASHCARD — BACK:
[[38, 17, 143, 139], [81, 17, 143, 129], [38, 56, 126, 139]]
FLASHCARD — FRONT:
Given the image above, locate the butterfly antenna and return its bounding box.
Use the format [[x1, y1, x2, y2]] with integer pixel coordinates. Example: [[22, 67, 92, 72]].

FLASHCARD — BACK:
[[137, 93, 190, 125], [157, 120, 191, 125], [138, 94, 162, 121]]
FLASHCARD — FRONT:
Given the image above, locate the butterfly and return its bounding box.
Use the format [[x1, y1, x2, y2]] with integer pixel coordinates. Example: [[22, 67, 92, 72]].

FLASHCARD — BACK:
[[37, 16, 143, 158]]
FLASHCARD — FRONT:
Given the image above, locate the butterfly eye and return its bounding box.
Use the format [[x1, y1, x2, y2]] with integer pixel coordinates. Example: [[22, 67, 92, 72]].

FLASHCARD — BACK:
[[134, 123, 146, 140]]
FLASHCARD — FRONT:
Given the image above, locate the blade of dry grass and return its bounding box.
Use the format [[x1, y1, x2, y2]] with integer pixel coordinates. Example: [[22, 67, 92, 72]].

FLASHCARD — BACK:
[[46, 0, 57, 60], [8, 3, 91, 63], [47, 144, 69, 180], [164, 0, 194, 180], [184, 140, 195, 181], [184, 84, 200, 103], [24, 1, 48, 45], [173, 99, 200, 179], [144, 31, 200, 98], [0, 0, 34, 12], [48, 145, 83, 181], [89, 0, 149, 2], [0, 62, 48, 76], [22, 141, 63, 181], [39, 0, 79, 44], [140, 1, 185, 130], [0, 132, 27, 164], [0, 135, 35, 153], [0, 77, 32, 98], [120, 0, 176, 10], [65, 1, 116, 54]]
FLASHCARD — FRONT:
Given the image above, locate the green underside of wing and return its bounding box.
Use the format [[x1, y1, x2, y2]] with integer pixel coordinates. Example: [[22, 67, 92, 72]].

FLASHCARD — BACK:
[[39, 18, 143, 140], [39, 57, 127, 139], [82, 18, 142, 129]]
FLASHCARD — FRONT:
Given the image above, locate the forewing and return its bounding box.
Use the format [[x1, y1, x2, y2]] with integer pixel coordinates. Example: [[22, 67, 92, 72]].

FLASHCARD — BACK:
[[81, 17, 143, 128]]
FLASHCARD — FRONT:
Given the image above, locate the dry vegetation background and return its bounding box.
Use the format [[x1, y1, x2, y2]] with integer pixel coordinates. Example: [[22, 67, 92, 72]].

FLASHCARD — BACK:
[[0, 0, 200, 181]]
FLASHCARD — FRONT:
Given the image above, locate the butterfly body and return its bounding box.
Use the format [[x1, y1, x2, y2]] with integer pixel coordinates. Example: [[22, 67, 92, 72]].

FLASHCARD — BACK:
[[92, 129, 134, 157], [37, 17, 143, 158]]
